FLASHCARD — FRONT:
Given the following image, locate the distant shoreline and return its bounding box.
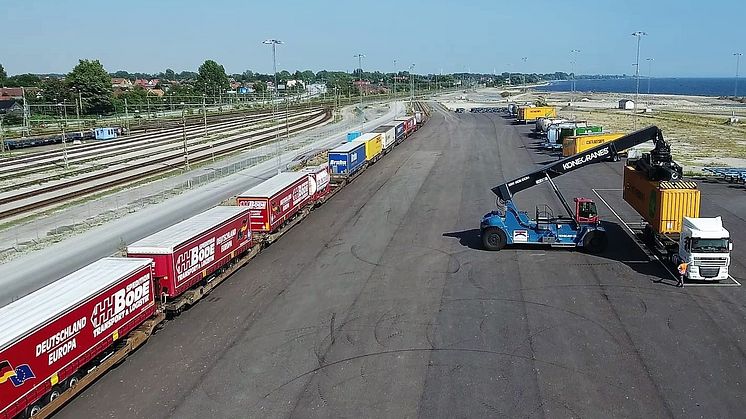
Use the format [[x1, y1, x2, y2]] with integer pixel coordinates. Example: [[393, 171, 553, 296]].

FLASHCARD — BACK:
[[535, 77, 743, 98]]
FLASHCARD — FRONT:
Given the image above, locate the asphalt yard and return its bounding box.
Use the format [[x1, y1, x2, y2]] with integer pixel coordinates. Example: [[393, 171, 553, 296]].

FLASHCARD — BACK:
[[59, 105, 746, 418]]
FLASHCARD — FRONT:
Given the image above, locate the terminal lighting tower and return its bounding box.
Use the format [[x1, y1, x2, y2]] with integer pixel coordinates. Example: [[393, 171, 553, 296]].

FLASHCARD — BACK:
[[632, 31, 647, 130], [409, 64, 416, 108], [570, 49, 580, 103], [521, 57, 528, 86], [646, 57, 655, 94], [735, 53, 743, 98], [263, 38, 283, 174], [353, 53, 365, 130]]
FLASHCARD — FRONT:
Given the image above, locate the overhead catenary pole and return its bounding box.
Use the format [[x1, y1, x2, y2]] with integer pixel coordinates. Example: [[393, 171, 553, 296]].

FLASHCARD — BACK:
[[263, 38, 283, 174], [632, 31, 647, 130], [58, 101, 69, 169], [734, 53, 743, 98], [124, 98, 130, 134], [181, 103, 189, 170], [0, 115, 5, 154], [202, 95, 207, 137]]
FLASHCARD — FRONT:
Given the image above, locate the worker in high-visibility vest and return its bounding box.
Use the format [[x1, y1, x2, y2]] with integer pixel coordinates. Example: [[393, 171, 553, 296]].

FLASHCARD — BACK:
[[677, 262, 688, 288]]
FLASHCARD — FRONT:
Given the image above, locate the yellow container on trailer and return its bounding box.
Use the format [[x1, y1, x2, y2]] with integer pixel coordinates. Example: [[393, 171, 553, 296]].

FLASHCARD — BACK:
[[563, 132, 625, 157], [351, 133, 383, 162], [622, 165, 700, 234], [517, 107, 557, 123]]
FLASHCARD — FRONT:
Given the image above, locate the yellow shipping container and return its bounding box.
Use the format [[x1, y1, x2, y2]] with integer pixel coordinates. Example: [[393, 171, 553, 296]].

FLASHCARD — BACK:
[[517, 107, 557, 123], [352, 133, 383, 163], [563, 132, 625, 157], [622, 165, 700, 234]]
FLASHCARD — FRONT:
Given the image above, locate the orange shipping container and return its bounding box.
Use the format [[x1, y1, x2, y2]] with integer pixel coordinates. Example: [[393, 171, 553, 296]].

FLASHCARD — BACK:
[[622, 165, 700, 234]]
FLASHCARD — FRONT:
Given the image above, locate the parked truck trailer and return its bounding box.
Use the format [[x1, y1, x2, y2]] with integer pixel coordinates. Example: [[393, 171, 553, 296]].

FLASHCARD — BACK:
[[517, 106, 557, 124], [127, 206, 252, 299], [236, 172, 312, 234], [0, 257, 156, 419]]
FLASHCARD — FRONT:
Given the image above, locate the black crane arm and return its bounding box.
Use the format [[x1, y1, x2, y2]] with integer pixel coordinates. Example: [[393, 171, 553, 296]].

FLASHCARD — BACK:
[[491, 125, 681, 202]]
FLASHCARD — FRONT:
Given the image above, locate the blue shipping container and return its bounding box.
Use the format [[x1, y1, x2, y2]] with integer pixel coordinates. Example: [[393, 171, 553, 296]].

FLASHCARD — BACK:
[[392, 122, 405, 141], [346, 131, 362, 142], [328, 142, 366, 176]]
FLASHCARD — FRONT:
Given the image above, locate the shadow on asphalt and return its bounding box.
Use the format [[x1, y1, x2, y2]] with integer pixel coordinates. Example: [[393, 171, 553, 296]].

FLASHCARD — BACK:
[[443, 222, 680, 286], [443, 229, 483, 250]]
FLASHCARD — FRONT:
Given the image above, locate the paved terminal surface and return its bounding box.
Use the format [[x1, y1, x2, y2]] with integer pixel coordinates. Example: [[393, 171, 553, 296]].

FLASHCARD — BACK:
[[59, 106, 746, 418], [0, 103, 400, 305]]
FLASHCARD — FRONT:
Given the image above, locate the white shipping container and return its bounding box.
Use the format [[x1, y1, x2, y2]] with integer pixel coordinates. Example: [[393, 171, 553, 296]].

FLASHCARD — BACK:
[[370, 125, 396, 151]]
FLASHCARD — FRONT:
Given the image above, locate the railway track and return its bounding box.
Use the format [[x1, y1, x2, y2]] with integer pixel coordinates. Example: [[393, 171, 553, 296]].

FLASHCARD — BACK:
[[0, 107, 323, 175], [0, 109, 332, 220], [0, 109, 323, 185]]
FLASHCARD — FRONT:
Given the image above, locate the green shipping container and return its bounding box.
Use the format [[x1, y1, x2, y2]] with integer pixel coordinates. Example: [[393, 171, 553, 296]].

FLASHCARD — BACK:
[[575, 125, 603, 135]]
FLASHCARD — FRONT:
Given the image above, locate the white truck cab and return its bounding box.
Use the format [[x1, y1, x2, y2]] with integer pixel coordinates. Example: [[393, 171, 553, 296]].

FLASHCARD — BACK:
[[678, 216, 732, 280]]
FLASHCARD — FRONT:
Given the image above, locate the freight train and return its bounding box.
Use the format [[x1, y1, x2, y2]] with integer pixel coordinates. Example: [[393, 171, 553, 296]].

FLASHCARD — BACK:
[[0, 111, 425, 419]]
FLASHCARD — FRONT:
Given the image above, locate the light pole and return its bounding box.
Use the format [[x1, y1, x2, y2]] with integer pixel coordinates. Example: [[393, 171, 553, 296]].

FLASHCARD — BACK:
[[263, 38, 283, 174], [393, 59, 397, 101], [646, 58, 655, 94], [409, 64, 415, 108], [632, 31, 647, 130], [353, 53, 365, 129], [521, 57, 528, 87], [570, 49, 580, 104], [734, 53, 743, 98]]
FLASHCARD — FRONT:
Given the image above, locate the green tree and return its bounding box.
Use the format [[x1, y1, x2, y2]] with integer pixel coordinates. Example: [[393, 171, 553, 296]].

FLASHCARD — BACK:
[[40, 78, 72, 103], [164, 68, 176, 80], [195, 60, 229, 95], [252, 81, 267, 93], [4, 73, 41, 87], [0, 64, 6, 85], [67, 59, 113, 114], [300, 70, 315, 83]]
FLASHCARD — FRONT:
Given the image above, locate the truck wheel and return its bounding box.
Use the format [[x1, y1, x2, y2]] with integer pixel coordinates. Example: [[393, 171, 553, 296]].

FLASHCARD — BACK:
[[482, 228, 507, 251], [583, 231, 608, 254], [27, 402, 44, 417], [66, 373, 81, 389], [47, 386, 62, 403]]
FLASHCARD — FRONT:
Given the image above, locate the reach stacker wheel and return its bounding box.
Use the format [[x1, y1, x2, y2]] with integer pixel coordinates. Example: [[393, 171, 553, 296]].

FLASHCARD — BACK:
[[583, 230, 608, 254], [482, 228, 507, 251]]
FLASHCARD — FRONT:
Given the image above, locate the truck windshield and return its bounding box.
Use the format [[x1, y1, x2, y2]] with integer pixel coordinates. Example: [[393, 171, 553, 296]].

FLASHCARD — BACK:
[[691, 238, 729, 253]]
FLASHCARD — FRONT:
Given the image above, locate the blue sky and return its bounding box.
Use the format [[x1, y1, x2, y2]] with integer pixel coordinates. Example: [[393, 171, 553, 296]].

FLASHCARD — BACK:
[[2, 0, 744, 77]]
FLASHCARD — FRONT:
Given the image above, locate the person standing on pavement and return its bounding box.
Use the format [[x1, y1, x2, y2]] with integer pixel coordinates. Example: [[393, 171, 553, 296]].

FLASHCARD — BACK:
[[677, 262, 688, 288]]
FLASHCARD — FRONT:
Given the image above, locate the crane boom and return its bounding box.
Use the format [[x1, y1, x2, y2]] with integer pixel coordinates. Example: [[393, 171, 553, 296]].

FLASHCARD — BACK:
[[492, 125, 681, 202]]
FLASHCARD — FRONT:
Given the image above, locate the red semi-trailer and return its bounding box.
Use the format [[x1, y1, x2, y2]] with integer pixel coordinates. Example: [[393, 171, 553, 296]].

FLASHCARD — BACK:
[[0, 257, 155, 419], [303, 163, 331, 204], [236, 171, 312, 233], [395, 116, 417, 136], [127, 206, 252, 299]]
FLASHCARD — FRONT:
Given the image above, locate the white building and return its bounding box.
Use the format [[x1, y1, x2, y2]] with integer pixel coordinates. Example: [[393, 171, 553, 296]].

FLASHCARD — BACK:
[[618, 99, 635, 110]]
